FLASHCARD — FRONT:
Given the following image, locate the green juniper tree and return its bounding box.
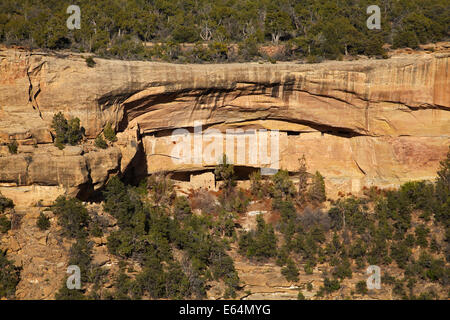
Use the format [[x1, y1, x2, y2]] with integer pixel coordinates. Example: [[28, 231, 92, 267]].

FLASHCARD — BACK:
[[51, 112, 83, 149]]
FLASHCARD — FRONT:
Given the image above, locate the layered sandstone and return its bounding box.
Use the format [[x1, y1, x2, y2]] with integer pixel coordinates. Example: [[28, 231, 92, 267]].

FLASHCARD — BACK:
[[0, 46, 449, 205]]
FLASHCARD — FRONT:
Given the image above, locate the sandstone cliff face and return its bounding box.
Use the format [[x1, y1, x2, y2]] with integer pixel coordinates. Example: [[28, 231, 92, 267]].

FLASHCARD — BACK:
[[0, 46, 449, 205]]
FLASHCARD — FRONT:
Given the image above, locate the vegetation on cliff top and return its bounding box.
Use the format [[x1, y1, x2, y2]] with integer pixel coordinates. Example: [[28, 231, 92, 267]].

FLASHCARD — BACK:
[[0, 0, 448, 63]]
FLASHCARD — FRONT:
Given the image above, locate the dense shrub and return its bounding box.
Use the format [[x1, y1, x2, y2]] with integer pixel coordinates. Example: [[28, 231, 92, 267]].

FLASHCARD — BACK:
[[68, 237, 93, 282], [281, 258, 299, 282], [0, 249, 21, 299], [328, 197, 369, 234], [435, 147, 449, 226], [271, 170, 296, 201], [0, 194, 14, 213], [415, 290, 440, 300], [368, 230, 392, 265], [108, 271, 137, 300], [228, 189, 250, 214], [393, 30, 419, 49], [85, 56, 96, 68], [275, 200, 297, 241], [103, 123, 117, 142], [0, 194, 13, 234], [321, 277, 340, 294], [349, 238, 366, 259], [214, 155, 236, 198], [52, 196, 90, 238], [392, 281, 407, 298], [415, 225, 430, 248], [103, 176, 144, 230], [377, 190, 412, 235], [51, 112, 84, 149], [36, 212, 50, 231], [390, 241, 411, 269], [173, 196, 191, 218], [55, 235, 104, 300], [332, 257, 352, 280], [355, 280, 368, 295], [399, 181, 435, 214], [249, 171, 270, 198], [0, 216, 11, 233], [94, 135, 107, 149], [55, 285, 86, 300], [239, 215, 277, 260]]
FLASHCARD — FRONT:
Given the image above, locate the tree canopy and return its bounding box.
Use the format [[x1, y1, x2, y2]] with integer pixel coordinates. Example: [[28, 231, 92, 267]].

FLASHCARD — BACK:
[[1, 0, 448, 62]]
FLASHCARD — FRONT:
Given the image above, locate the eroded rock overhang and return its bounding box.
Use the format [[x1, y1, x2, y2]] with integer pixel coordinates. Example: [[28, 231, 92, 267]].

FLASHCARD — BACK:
[[0, 46, 449, 205]]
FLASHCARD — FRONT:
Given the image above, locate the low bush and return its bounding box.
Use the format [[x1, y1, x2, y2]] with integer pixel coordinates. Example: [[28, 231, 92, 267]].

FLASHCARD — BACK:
[[356, 280, 368, 295], [94, 135, 108, 149], [0, 216, 11, 233], [0, 194, 14, 213], [85, 56, 96, 68], [103, 123, 117, 142], [7, 140, 18, 154], [36, 212, 51, 231], [321, 277, 340, 294]]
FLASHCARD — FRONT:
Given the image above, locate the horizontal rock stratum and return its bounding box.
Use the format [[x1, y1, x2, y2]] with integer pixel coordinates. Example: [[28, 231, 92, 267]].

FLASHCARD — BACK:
[[0, 46, 449, 205]]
